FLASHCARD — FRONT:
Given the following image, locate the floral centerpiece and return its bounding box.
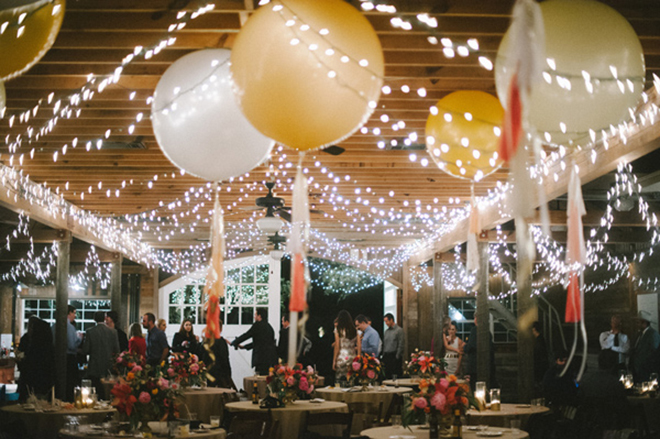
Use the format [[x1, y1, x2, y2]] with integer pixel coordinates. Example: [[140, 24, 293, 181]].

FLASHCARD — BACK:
[[405, 350, 446, 379], [403, 375, 478, 435], [111, 364, 182, 431], [113, 351, 146, 376], [346, 353, 384, 388], [166, 351, 207, 388], [267, 363, 317, 404]]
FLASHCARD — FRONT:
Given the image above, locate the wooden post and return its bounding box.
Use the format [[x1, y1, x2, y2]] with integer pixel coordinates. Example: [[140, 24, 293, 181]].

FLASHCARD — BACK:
[[432, 253, 452, 356], [418, 265, 433, 352], [110, 253, 124, 330], [402, 261, 419, 359], [516, 218, 537, 403], [54, 231, 71, 400], [476, 239, 491, 387]]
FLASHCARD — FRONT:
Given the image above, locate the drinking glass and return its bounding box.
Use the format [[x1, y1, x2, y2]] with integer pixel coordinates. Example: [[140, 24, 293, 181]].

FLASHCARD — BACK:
[[391, 414, 402, 428], [210, 415, 221, 428], [392, 374, 399, 388], [510, 419, 521, 435]]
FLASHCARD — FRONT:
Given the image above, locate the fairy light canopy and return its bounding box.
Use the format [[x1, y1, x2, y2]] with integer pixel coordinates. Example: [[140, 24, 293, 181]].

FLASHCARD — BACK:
[[0, 0, 657, 288]]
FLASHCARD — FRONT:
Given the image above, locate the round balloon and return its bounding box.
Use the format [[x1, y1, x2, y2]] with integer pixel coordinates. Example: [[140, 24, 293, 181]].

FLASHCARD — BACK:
[[0, 0, 66, 81], [231, 0, 384, 151], [425, 91, 504, 182], [495, 0, 645, 146], [151, 49, 274, 182]]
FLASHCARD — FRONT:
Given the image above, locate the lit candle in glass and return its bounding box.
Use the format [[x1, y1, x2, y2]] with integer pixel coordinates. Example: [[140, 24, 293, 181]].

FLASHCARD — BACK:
[[81, 387, 90, 408], [475, 382, 486, 410], [489, 388, 501, 411]]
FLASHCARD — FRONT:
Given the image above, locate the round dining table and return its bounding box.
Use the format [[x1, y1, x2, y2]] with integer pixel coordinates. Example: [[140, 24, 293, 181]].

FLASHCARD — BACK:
[[225, 399, 347, 439], [466, 404, 550, 429], [243, 375, 325, 399], [0, 404, 116, 439], [179, 387, 236, 424], [59, 425, 227, 438], [382, 378, 468, 388], [361, 424, 529, 439]]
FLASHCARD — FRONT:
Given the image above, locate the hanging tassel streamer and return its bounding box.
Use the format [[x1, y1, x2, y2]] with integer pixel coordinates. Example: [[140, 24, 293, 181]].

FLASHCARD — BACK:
[[561, 163, 588, 381], [287, 152, 311, 366], [202, 184, 226, 381]]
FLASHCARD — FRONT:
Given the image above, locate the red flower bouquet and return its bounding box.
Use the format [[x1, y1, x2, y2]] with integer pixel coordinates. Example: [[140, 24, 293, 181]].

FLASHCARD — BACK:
[[113, 350, 146, 376], [405, 350, 446, 379], [111, 365, 182, 429], [267, 363, 318, 403], [346, 353, 384, 387], [166, 351, 207, 388], [403, 375, 478, 428]]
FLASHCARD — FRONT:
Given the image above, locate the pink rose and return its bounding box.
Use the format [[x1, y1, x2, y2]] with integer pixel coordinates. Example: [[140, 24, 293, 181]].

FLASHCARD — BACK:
[[190, 363, 200, 373], [374, 358, 380, 364], [131, 365, 142, 373], [287, 376, 295, 385], [278, 367, 286, 374], [299, 380, 309, 392], [438, 378, 449, 392], [168, 368, 175, 377], [138, 392, 151, 404], [158, 378, 169, 389], [116, 357, 123, 363], [352, 362, 361, 371], [413, 397, 428, 409], [431, 392, 446, 411], [307, 366, 314, 374], [367, 370, 375, 379]]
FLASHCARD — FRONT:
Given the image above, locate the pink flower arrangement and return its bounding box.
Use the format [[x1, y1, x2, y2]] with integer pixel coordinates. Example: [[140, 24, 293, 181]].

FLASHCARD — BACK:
[[267, 363, 318, 403], [403, 376, 478, 428], [346, 354, 384, 387], [113, 351, 146, 376], [138, 391, 151, 404], [405, 350, 446, 379], [168, 351, 207, 387]]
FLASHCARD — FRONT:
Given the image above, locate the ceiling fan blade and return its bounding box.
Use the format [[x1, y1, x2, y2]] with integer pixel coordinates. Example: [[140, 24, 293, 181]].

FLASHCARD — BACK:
[[240, 206, 264, 211], [321, 145, 345, 156], [275, 208, 292, 223]]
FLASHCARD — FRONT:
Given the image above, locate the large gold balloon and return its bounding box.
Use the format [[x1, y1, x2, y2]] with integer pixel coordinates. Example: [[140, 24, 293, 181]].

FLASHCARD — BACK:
[[425, 91, 504, 182], [495, 0, 645, 146], [231, 0, 384, 151], [0, 0, 65, 82]]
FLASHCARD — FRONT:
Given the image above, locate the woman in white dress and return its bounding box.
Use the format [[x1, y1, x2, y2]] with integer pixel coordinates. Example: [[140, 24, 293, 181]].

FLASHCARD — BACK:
[[443, 321, 464, 375]]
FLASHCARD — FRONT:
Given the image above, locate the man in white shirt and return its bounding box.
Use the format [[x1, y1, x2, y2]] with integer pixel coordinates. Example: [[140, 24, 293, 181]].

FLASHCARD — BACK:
[[599, 314, 630, 369]]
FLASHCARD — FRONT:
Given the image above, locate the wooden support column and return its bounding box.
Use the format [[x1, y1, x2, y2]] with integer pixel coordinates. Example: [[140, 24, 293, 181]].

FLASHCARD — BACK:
[[476, 239, 491, 387], [110, 253, 124, 331], [432, 253, 452, 355], [516, 218, 537, 403], [402, 261, 419, 358], [54, 230, 72, 400]]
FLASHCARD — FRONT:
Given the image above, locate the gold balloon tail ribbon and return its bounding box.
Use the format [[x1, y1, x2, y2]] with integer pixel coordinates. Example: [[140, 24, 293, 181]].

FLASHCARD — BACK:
[[202, 183, 225, 382], [287, 152, 311, 366]]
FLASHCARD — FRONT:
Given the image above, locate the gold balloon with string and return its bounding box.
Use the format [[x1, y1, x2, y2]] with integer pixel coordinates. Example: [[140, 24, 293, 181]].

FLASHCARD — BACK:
[[0, 0, 66, 81], [231, 0, 384, 151], [425, 91, 504, 182]]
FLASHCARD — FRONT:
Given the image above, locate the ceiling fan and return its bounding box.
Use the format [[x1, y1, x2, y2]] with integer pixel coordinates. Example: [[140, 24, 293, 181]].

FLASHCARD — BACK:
[[246, 181, 324, 224]]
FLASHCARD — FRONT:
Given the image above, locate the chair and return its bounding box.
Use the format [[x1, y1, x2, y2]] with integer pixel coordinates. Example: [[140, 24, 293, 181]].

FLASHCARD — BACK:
[[226, 410, 273, 439], [303, 411, 353, 439], [347, 401, 383, 431]]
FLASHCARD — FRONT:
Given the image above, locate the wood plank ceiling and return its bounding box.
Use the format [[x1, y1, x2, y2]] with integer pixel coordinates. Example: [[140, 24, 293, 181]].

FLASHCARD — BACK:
[[2, 0, 660, 265]]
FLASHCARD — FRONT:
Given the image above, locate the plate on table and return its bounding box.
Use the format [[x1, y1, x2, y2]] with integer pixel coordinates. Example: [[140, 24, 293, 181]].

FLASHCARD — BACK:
[[477, 431, 503, 437], [516, 404, 531, 408]]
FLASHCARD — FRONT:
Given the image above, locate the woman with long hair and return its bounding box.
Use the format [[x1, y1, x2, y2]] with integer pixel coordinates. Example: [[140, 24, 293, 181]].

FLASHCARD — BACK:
[[128, 322, 146, 357], [443, 321, 464, 375], [333, 310, 360, 381], [203, 319, 236, 390], [172, 319, 199, 355]]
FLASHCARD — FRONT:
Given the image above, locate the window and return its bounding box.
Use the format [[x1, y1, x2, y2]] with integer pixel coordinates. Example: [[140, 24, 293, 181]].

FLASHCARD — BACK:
[[167, 262, 271, 327], [22, 299, 112, 333], [447, 298, 475, 342]]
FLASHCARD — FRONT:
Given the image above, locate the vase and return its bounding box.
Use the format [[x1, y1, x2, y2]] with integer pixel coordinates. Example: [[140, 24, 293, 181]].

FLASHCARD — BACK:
[[281, 390, 298, 405], [138, 420, 153, 438], [428, 413, 439, 439]]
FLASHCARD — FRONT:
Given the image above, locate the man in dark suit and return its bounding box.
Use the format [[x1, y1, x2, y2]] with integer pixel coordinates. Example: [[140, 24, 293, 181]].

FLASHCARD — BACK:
[[277, 314, 290, 362], [83, 311, 120, 399], [632, 310, 660, 382], [231, 308, 277, 375], [105, 310, 128, 352]]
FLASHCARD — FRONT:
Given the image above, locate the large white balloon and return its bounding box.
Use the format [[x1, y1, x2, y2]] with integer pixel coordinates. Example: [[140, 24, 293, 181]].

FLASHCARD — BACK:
[[152, 49, 274, 182], [495, 0, 645, 146]]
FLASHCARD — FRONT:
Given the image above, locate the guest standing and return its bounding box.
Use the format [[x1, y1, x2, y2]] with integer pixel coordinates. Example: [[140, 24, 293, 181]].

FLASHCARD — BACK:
[[382, 313, 404, 379], [464, 315, 497, 389], [52, 305, 83, 401], [83, 311, 120, 399], [157, 318, 167, 332], [599, 314, 630, 370], [231, 308, 277, 375], [18, 317, 55, 402], [203, 319, 236, 390], [142, 313, 170, 366], [105, 310, 129, 352], [532, 321, 549, 392], [355, 314, 380, 357], [631, 310, 660, 381], [128, 323, 146, 357], [333, 310, 360, 382], [277, 315, 290, 362], [172, 319, 200, 356], [444, 321, 464, 376]]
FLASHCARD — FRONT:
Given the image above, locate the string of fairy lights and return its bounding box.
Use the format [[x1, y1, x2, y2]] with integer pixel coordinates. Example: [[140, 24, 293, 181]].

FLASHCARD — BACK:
[[0, 1, 659, 301]]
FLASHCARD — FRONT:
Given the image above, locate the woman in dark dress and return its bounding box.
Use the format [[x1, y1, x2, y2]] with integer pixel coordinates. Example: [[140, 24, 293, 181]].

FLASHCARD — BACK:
[[172, 319, 199, 356], [19, 317, 55, 401], [203, 319, 235, 390]]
